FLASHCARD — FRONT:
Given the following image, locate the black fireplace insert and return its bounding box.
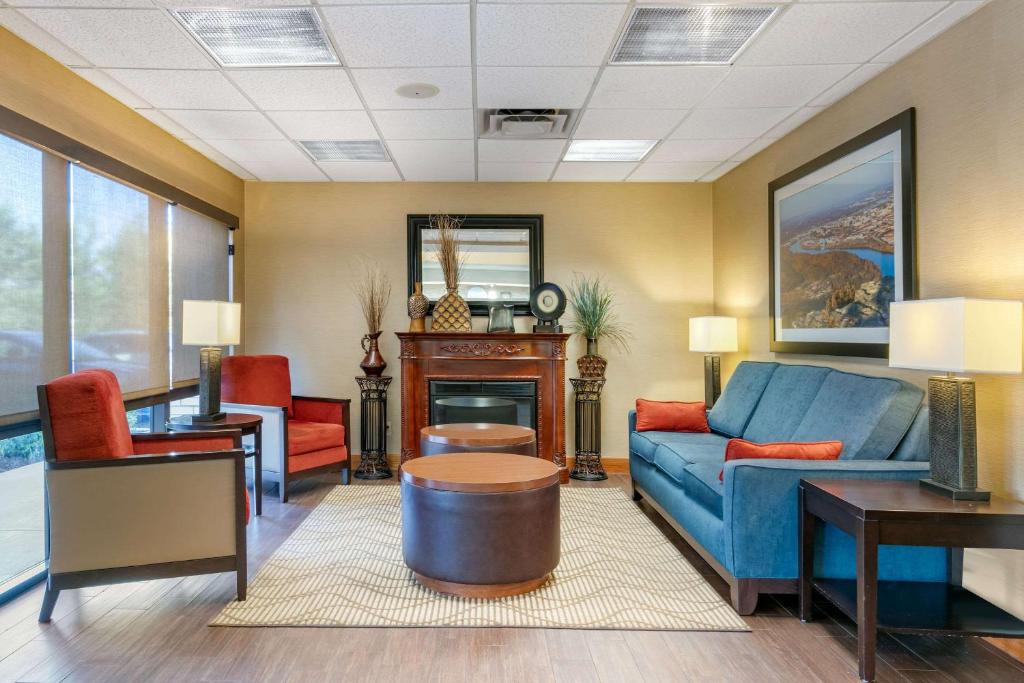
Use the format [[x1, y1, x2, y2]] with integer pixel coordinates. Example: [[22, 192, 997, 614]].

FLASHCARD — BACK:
[[429, 380, 536, 428]]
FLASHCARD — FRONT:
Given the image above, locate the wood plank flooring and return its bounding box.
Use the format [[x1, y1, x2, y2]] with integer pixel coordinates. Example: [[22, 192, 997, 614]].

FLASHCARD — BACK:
[[1, 474, 1023, 682]]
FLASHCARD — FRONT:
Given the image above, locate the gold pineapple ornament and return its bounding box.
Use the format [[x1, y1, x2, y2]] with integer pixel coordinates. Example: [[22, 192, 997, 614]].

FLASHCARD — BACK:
[[428, 214, 471, 332]]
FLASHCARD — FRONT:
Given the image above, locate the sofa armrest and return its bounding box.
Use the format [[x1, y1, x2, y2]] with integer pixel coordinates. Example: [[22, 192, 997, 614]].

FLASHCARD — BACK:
[[721, 459, 932, 579], [222, 402, 288, 474], [628, 410, 637, 434], [292, 396, 350, 425]]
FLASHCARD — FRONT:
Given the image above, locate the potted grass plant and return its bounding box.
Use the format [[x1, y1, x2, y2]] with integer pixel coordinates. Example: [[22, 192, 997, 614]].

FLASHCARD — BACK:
[[354, 261, 392, 376], [567, 274, 631, 379]]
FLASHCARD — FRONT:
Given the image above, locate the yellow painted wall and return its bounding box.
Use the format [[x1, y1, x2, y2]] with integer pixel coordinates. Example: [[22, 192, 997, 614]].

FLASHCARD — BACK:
[[242, 182, 714, 459], [711, 0, 1024, 617]]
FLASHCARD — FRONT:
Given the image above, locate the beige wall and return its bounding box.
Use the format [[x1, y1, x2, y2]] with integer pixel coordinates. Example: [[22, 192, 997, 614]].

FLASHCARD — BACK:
[[242, 182, 714, 458], [711, 0, 1024, 617]]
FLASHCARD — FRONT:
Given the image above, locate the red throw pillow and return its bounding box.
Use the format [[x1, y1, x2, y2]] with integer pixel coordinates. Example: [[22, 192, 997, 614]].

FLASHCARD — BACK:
[[635, 399, 710, 433], [719, 438, 843, 481]]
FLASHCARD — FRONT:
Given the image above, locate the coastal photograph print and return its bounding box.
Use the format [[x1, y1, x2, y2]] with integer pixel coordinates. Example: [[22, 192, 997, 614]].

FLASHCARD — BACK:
[[768, 109, 916, 358]]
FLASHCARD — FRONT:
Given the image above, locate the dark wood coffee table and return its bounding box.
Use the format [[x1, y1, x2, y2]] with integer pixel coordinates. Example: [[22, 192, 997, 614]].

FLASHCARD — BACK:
[[400, 453, 560, 598], [168, 413, 263, 516], [799, 479, 1024, 682], [419, 423, 537, 457]]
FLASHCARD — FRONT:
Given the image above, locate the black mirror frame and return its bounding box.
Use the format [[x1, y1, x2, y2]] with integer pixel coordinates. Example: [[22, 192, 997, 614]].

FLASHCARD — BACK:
[[407, 214, 544, 317]]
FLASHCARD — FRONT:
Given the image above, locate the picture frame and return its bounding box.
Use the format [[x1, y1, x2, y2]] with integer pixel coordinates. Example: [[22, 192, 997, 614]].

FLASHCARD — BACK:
[[768, 108, 917, 359], [407, 214, 544, 317]]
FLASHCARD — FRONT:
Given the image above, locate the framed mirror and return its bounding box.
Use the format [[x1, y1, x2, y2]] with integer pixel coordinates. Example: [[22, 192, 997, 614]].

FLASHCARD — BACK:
[[407, 214, 543, 316]]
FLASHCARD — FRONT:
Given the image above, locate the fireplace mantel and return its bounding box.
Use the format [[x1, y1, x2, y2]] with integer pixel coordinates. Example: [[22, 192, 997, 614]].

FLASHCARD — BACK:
[[396, 331, 570, 483]]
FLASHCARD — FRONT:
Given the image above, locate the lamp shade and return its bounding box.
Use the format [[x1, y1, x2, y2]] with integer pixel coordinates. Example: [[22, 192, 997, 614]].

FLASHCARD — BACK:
[[689, 316, 738, 353], [889, 298, 1022, 374], [182, 300, 241, 346]]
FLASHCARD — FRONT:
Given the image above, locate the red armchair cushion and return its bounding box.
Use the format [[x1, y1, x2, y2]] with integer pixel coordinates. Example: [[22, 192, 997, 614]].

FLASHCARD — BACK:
[[132, 435, 238, 455], [292, 397, 343, 424], [635, 399, 710, 433], [43, 369, 133, 461], [289, 446, 348, 473], [288, 420, 345, 456], [719, 438, 843, 481], [221, 355, 294, 417]]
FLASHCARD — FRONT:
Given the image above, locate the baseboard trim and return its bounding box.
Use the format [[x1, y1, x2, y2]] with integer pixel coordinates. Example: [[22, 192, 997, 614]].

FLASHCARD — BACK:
[[351, 453, 629, 475]]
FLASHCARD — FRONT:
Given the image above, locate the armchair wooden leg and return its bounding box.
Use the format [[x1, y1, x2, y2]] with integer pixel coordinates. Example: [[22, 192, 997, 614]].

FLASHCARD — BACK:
[[342, 460, 351, 485], [236, 569, 247, 602], [279, 481, 288, 504], [39, 583, 60, 623]]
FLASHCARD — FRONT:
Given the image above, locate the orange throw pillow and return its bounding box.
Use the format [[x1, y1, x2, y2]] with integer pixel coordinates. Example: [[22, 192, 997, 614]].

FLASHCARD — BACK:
[[719, 438, 842, 480], [635, 399, 710, 433]]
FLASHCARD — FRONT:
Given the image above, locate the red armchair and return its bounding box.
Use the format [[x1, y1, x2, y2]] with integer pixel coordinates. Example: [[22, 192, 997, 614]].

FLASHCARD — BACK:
[[220, 355, 351, 502], [37, 369, 248, 622]]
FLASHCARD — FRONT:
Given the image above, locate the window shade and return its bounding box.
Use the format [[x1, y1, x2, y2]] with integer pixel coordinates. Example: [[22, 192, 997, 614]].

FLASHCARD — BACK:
[[171, 205, 229, 385], [70, 166, 168, 395]]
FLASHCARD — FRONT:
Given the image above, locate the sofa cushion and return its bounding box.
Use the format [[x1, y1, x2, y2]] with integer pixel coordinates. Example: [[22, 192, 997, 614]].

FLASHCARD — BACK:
[[653, 439, 729, 483], [742, 365, 830, 443], [707, 361, 778, 437], [682, 462, 725, 519], [891, 408, 929, 462], [288, 420, 345, 456], [629, 431, 727, 463], [790, 371, 923, 460], [635, 399, 709, 433]]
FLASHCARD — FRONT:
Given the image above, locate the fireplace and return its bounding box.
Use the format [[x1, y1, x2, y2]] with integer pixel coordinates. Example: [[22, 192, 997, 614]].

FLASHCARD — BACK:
[[429, 380, 537, 428]]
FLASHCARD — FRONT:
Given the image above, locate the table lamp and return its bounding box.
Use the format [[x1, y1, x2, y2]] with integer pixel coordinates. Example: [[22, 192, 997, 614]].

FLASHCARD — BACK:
[[889, 298, 1022, 501], [182, 300, 241, 424], [689, 316, 738, 409]]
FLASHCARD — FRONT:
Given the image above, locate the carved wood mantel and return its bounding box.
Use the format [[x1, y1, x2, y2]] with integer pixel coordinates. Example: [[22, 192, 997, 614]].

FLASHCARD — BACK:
[[397, 331, 570, 483]]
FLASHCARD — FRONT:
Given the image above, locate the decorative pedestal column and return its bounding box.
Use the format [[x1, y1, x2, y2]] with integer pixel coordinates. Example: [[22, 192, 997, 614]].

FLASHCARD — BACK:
[[355, 375, 392, 480], [570, 377, 606, 481]]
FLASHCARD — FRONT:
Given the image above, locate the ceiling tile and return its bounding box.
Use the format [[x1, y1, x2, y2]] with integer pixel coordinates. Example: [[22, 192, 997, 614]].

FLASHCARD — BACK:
[[181, 138, 256, 180], [321, 5, 469, 67], [0, 8, 91, 65], [701, 65, 857, 108], [352, 68, 472, 109], [739, 2, 946, 66], [157, 0, 309, 5], [372, 109, 473, 140], [478, 162, 555, 182], [647, 138, 752, 163], [317, 161, 400, 182], [203, 139, 326, 180], [476, 4, 627, 67], [628, 161, 718, 182], [478, 139, 565, 163], [387, 139, 474, 167], [588, 66, 729, 109], [71, 67, 150, 107], [10, 0, 154, 8], [19, 9, 212, 68], [731, 136, 779, 162], [873, 1, 984, 64], [809, 64, 888, 107], [105, 69, 253, 110], [573, 109, 686, 140], [553, 162, 636, 181], [476, 67, 598, 109], [763, 107, 824, 139], [228, 69, 362, 111], [267, 110, 377, 140], [162, 110, 283, 140], [134, 108, 193, 138], [399, 160, 475, 181], [479, 0, 620, 3], [701, 161, 741, 182], [670, 108, 795, 140]]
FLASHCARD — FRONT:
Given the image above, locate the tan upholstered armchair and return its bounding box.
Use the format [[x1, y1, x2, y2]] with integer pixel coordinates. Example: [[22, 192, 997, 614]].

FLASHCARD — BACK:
[[37, 369, 248, 622]]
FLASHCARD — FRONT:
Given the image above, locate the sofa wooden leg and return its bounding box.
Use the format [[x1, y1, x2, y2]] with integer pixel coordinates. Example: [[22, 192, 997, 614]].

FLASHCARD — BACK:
[[730, 580, 759, 615], [631, 483, 642, 501], [38, 584, 60, 623]]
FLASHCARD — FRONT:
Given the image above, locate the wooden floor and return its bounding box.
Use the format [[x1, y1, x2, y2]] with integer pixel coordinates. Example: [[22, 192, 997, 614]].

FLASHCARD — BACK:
[[1, 474, 1023, 683]]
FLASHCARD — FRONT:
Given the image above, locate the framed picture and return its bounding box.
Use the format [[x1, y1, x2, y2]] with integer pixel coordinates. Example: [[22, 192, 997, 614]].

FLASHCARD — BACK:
[[768, 108, 916, 359], [407, 214, 544, 317]]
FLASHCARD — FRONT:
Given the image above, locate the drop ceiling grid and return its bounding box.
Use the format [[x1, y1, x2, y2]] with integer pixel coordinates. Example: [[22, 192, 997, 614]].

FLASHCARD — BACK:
[[0, 0, 992, 182]]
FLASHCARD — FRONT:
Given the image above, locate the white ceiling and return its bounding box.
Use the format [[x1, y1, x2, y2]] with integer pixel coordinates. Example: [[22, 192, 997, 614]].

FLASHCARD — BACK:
[[0, 0, 988, 182]]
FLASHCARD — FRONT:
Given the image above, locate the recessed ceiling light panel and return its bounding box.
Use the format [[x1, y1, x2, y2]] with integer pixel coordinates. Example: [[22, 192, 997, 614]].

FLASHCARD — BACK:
[[612, 6, 778, 65], [173, 8, 339, 67], [564, 140, 658, 162], [300, 140, 389, 162]]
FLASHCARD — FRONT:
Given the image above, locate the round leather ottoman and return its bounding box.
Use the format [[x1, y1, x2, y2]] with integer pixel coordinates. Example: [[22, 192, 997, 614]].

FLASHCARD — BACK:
[[401, 453, 560, 598], [419, 423, 537, 457]]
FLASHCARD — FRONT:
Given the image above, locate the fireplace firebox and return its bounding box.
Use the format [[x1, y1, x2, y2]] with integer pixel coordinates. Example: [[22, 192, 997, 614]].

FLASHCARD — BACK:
[[429, 380, 537, 428]]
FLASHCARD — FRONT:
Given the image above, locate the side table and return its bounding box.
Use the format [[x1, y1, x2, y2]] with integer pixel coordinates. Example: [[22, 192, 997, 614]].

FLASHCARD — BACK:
[[168, 413, 263, 516], [799, 478, 1024, 682], [569, 378, 607, 481], [355, 376, 392, 479]]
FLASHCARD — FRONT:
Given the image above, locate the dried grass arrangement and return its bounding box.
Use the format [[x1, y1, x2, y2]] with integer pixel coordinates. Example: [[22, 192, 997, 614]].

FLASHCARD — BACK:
[[354, 261, 392, 335], [429, 214, 471, 332]]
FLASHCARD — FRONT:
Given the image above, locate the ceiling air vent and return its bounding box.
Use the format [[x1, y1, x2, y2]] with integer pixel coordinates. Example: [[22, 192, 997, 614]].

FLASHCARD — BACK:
[[479, 109, 576, 139], [299, 140, 389, 162]]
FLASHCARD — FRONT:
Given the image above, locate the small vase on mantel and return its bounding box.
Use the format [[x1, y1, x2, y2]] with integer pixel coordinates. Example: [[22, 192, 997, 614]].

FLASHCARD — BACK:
[[577, 337, 608, 379], [407, 282, 428, 333], [432, 287, 472, 332], [360, 331, 387, 376]]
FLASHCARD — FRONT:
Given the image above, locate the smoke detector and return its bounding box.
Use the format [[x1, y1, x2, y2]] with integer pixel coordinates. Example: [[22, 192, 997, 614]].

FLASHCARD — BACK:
[[479, 109, 576, 139]]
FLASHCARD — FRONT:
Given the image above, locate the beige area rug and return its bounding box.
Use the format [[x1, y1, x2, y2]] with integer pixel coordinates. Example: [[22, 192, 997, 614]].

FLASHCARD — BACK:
[[211, 485, 748, 631]]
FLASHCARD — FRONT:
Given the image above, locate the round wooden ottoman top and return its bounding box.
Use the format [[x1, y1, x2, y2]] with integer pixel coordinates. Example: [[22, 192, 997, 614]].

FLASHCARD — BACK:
[[401, 453, 558, 493], [419, 423, 536, 448]]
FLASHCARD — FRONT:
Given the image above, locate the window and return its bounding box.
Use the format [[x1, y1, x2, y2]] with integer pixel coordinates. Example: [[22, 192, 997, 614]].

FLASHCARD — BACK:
[[0, 431, 44, 596]]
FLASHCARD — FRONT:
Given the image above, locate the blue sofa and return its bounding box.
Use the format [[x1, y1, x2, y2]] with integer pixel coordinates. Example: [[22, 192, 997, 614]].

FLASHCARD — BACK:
[[628, 361, 948, 614]]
